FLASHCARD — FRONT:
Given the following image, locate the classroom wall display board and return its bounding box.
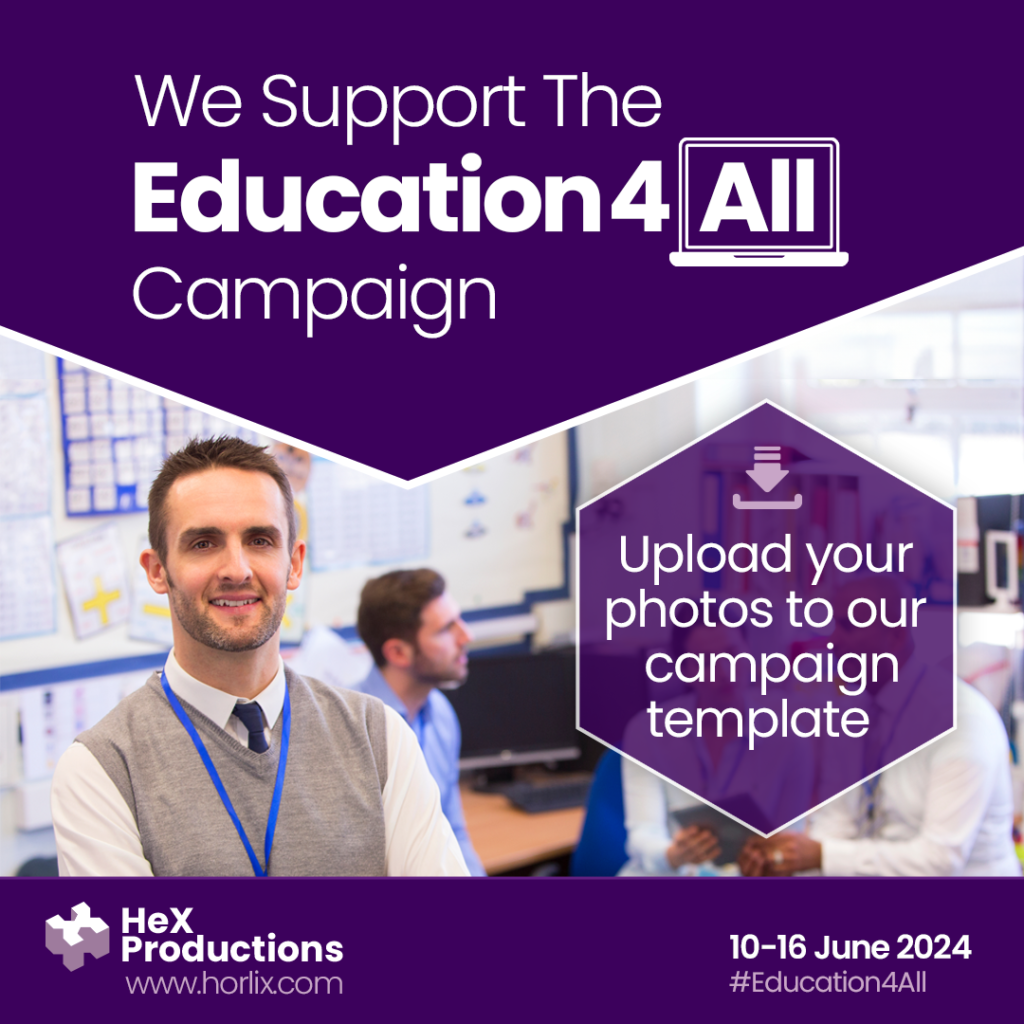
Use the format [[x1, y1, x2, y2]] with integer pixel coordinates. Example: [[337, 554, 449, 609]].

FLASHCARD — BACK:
[[56, 358, 263, 517], [0, 338, 57, 641], [304, 432, 573, 626]]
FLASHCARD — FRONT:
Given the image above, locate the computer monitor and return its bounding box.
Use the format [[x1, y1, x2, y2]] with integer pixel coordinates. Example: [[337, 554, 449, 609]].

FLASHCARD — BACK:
[[446, 649, 579, 769], [958, 494, 1023, 607]]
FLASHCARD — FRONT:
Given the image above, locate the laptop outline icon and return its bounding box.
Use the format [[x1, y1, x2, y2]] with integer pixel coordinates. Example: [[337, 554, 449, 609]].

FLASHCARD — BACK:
[[670, 137, 849, 267]]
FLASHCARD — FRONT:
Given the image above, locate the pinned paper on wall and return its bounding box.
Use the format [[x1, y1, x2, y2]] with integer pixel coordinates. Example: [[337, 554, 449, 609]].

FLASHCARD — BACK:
[[0, 515, 56, 640], [0, 335, 47, 395], [128, 533, 172, 646], [59, 360, 165, 516], [515, 503, 537, 529], [57, 358, 266, 517], [280, 577, 308, 644], [278, 488, 310, 642], [18, 672, 146, 780], [956, 496, 980, 574], [306, 458, 429, 571], [0, 394, 50, 517], [0, 692, 19, 786], [422, 434, 569, 609], [57, 524, 130, 639]]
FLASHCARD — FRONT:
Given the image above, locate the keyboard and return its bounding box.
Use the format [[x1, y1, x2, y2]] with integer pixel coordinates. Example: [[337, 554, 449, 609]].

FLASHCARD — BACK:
[[503, 777, 592, 814]]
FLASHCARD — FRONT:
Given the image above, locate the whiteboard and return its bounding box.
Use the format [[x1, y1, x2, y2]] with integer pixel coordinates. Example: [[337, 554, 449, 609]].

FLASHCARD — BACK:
[[304, 434, 571, 630]]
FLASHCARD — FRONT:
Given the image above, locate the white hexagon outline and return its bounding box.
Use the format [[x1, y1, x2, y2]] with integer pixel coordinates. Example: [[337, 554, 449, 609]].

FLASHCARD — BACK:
[[574, 397, 958, 838]]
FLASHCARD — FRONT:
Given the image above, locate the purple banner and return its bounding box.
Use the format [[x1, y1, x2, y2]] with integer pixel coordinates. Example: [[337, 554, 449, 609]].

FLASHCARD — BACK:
[[1, 7, 1022, 477], [4, 877, 1021, 1023]]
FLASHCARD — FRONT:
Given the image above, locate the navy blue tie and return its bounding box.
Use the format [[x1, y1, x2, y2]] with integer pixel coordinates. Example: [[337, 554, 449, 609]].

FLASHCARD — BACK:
[[232, 702, 269, 753]]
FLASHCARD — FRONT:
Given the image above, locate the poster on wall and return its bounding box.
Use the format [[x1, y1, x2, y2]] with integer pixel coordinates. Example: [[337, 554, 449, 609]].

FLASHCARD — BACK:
[[56, 525, 131, 640]]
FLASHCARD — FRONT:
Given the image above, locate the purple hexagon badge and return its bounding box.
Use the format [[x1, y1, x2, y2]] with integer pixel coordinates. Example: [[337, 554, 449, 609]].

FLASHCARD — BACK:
[[577, 401, 955, 835]]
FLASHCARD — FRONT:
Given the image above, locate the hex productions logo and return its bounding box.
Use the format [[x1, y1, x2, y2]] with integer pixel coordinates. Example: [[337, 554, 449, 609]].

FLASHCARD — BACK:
[[45, 902, 110, 971], [671, 138, 849, 267]]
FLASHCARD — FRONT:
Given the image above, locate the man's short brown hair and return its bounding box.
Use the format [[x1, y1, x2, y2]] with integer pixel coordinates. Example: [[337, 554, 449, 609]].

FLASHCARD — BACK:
[[357, 569, 447, 667], [147, 436, 297, 562]]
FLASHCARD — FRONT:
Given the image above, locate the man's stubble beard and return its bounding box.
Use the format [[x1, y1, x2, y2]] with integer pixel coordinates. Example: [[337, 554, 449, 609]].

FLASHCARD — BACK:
[[411, 648, 468, 689], [165, 572, 286, 653]]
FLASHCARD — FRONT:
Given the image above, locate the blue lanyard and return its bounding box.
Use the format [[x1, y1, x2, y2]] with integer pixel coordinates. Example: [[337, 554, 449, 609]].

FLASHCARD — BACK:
[[860, 662, 926, 826], [161, 671, 290, 877]]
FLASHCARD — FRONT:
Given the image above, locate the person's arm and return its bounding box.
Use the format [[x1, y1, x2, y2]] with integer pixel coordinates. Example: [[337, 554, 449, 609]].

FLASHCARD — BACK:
[[814, 747, 999, 876], [51, 742, 154, 876], [805, 786, 863, 841], [381, 707, 470, 876], [440, 784, 486, 876], [621, 757, 719, 872], [621, 755, 674, 872], [431, 696, 485, 875], [436, 724, 486, 875], [753, 733, 1004, 877]]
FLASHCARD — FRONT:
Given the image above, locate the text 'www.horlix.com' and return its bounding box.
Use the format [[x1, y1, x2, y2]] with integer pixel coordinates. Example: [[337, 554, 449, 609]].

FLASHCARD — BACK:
[[125, 972, 342, 995]]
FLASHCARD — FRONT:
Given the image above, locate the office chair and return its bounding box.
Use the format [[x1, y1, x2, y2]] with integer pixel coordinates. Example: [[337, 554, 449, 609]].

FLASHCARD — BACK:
[[569, 750, 628, 876], [16, 856, 59, 876]]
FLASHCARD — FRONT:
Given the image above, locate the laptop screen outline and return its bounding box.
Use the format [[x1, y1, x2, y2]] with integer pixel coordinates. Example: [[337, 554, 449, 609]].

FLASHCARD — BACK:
[[679, 138, 838, 253]]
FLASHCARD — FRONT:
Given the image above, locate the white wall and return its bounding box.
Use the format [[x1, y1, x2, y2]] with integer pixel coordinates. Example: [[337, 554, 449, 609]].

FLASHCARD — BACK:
[[576, 257, 1023, 504]]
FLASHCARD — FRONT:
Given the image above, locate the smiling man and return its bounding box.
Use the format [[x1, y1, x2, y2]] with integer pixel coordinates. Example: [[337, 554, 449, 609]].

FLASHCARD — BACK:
[[50, 437, 468, 877], [353, 569, 486, 875]]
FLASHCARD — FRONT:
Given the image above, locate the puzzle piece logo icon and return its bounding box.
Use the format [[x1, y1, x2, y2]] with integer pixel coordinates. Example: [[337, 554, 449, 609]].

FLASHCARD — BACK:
[[45, 902, 110, 971]]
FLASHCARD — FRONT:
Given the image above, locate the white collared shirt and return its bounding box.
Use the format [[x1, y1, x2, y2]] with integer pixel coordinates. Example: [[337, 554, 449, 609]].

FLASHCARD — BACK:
[[810, 679, 1021, 876], [163, 651, 286, 748], [51, 652, 469, 877]]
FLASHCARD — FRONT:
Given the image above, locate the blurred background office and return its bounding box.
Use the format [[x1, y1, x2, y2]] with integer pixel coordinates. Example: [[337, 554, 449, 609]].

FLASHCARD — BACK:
[[2, 255, 1022, 875]]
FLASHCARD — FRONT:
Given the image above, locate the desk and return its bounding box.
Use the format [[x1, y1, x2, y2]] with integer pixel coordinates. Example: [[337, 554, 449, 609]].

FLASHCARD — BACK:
[[460, 783, 586, 875]]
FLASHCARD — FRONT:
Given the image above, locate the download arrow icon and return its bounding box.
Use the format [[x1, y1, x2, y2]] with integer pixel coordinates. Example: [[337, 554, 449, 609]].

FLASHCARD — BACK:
[[746, 463, 789, 492], [733, 446, 802, 510]]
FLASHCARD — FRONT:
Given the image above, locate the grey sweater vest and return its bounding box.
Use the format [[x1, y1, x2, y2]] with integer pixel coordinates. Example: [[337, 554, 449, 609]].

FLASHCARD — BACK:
[[77, 667, 388, 876]]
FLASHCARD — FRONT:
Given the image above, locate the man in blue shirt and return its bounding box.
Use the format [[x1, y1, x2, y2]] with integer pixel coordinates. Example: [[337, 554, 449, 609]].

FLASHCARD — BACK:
[[352, 569, 486, 875]]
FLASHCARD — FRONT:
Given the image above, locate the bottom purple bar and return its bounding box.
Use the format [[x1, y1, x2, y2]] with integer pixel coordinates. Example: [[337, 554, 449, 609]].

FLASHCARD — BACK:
[[3, 878, 1020, 1022]]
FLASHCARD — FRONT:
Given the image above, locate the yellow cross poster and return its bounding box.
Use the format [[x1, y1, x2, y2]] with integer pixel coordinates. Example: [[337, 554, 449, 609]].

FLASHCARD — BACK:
[[56, 523, 130, 639]]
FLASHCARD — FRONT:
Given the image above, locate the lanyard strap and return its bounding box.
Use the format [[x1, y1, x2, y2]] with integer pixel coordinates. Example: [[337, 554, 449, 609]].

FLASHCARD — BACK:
[[161, 671, 291, 877], [860, 662, 927, 828]]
